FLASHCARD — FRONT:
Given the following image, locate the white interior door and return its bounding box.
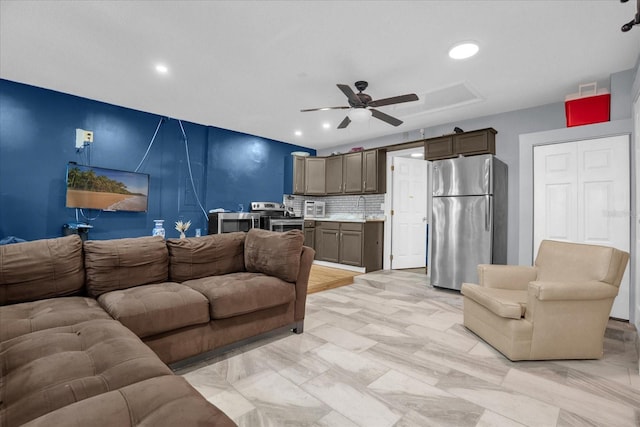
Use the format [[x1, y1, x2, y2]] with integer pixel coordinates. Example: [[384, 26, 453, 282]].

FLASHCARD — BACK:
[[391, 156, 428, 269], [534, 135, 630, 319]]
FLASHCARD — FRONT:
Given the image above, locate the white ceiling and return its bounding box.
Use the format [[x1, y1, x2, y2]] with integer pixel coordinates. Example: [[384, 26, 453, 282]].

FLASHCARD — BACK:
[[1, 1, 639, 151]]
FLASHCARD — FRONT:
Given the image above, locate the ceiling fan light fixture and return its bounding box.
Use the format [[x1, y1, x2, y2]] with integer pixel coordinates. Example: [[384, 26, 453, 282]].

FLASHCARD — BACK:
[[349, 107, 372, 122], [448, 42, 479, 60]]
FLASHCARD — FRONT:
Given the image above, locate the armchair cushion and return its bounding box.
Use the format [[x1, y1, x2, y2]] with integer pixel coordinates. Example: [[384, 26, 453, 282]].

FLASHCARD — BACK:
[[477, 264, 538, 290], [461, 283, 527, 319]]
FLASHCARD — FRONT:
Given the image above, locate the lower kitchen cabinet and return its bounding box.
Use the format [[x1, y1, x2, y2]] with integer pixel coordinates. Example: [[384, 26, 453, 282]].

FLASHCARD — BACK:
[[317, 223, 340, 263], [303, 220, 315, 249], [315, 221, 383, 272]]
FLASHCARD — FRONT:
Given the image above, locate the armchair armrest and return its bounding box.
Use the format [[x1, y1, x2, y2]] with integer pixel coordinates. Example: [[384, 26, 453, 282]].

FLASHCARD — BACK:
[[528, 280, 618, 301], [477, 264, 538, 290]]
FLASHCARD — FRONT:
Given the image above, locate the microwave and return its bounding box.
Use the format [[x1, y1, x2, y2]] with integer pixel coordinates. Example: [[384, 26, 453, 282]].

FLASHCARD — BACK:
[[304, 201, 325, 218]]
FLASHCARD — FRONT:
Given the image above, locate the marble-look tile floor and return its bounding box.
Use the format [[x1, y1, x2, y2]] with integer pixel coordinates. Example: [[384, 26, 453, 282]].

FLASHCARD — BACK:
[[177, 270, 640, 427]]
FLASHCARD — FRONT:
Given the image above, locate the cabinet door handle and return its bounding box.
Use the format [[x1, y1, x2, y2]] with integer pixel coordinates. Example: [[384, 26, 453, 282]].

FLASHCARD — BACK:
[[363, 180, 366, 188]]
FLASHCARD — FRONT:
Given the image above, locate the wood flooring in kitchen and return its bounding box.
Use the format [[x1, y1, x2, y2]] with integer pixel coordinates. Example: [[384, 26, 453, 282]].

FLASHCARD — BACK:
[[307, 264, 361, 294], [177, 270, 640, 427]]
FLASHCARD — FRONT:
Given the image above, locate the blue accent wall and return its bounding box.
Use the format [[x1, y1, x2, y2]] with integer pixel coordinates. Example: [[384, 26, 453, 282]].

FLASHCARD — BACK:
[[0, 79, 315, 241]]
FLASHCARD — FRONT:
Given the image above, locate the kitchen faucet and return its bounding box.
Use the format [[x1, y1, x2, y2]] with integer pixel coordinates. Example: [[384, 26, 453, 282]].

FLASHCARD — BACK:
[[356, 195, 366, 220]]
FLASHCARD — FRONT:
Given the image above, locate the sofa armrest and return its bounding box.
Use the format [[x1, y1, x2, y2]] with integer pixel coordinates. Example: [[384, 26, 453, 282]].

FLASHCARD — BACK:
[[528, 280, 618, 301], [294, 246, 315, 323], [477, 264, 538, 290]]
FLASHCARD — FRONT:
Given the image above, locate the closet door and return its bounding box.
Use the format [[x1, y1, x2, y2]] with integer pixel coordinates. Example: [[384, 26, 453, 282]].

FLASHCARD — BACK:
[[534, 135, 630, 319]]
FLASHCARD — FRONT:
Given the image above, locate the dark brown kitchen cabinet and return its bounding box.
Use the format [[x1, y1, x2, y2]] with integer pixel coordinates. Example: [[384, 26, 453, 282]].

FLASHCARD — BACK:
[[303, 220, 315, 249], [304, 157, 326, 195], [316, 222, 340, 263], [294, 149, 386, 195], [325, 155, 344, 194], [425, 128, 497, 161], [342, 152, 363, 193], [363, 149, 386, 193], [315, 221, 383, 272], [292, 155, 306, 195], [424, 135, 455, 160], [339, 223, 363, 267], [454, 128, 496, 155]]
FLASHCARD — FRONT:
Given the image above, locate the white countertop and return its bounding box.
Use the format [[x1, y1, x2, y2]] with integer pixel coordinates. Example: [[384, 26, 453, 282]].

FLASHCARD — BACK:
[[306, 215, 385, 223]]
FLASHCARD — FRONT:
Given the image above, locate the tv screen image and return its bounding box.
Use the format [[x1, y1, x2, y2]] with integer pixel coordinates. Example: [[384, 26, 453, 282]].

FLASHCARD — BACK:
[[66, 163, 149, 212]]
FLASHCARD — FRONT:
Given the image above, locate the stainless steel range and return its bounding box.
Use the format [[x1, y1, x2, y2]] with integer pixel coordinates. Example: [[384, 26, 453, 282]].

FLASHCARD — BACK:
[[251, 202, 304, 232]]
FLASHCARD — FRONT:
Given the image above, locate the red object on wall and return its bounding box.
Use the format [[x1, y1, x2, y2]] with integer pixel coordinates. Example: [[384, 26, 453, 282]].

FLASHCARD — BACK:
[[565, 93, 611, 127]]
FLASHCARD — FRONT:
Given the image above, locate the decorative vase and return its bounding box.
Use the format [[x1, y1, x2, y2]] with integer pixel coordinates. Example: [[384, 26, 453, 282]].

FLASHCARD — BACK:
[[179, 232, 186, 239], [152, 220, 165, 239]]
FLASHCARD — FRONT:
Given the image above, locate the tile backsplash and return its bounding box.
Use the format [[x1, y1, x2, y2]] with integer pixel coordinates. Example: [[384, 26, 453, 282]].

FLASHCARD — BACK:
[[286, 194, 385, 218]]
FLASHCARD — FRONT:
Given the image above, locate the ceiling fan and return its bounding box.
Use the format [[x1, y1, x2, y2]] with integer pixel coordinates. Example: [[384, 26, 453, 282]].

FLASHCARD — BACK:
[[301, 81, 419, 129]]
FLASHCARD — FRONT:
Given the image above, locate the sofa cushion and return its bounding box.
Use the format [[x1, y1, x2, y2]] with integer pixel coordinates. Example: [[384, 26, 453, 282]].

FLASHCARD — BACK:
[[97, 283, 210, 338], [166, 232, 246, 282], [461, 283, 527, 319], [0, 319, 172, 427], [22, 375, 236, 427], [84, 236, 168, 298], [244, 228, 304, 283], [0, 296, 112, 342], [0, 235, 84, 305], [184, 272, 295, 319]]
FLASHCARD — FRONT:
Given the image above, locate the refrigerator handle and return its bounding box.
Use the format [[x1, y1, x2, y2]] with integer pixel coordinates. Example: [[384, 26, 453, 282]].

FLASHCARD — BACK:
[[485, 195, 491, 231]]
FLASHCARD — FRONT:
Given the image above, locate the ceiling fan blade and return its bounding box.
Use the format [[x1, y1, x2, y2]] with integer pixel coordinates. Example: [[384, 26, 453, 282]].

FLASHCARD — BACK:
[[368, 93, 419, 108], [370, 108, 403, 126], [337, 116, 351, 129], [300, 106, 350, 112], [337, 84, 365, 107]]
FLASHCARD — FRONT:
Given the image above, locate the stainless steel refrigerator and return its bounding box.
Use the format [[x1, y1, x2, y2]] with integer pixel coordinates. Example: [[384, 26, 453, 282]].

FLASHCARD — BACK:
[[431, 154, 507, 290]]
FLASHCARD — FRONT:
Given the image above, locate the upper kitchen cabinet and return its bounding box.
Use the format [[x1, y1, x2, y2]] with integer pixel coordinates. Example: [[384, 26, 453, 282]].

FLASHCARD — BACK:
[[362, 149, 386, 193], [425, 128, 497, 161], [284, 154, 307, 195], [325, 155, 344, 194], [288, 148, 386, 195], [305, 157, 326, 195], [343, 152, 363, 193], [293, 155, 306, 195]]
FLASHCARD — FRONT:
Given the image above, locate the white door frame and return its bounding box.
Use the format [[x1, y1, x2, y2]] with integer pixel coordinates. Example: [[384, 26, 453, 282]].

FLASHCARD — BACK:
[[383, 148, 430, 270], [519, 119, 636, 324]]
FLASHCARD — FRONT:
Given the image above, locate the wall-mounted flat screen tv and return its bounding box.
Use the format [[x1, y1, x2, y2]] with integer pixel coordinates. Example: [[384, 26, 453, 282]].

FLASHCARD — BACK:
[[65, 163, 149, 212]]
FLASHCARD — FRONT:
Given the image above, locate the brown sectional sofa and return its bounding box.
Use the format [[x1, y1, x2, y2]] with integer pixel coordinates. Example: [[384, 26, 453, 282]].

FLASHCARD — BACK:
[[0, 229, 314, 426]]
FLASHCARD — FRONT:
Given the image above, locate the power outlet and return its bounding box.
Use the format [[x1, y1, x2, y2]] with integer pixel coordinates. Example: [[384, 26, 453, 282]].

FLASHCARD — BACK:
[[75, 128, 94, 148]]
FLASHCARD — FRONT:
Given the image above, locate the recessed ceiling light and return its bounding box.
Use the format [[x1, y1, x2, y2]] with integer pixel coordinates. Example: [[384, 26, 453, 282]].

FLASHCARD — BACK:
[[410, 152, 424, 158], [155, 64, 169, 74], [448, 42, 479, 60], [322, 123, 330, 129], [294, 130, 302, 137]]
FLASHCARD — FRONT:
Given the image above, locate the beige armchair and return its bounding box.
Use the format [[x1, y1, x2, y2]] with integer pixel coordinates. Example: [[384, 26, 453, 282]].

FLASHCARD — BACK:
[[461, 240, 629, 361]]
